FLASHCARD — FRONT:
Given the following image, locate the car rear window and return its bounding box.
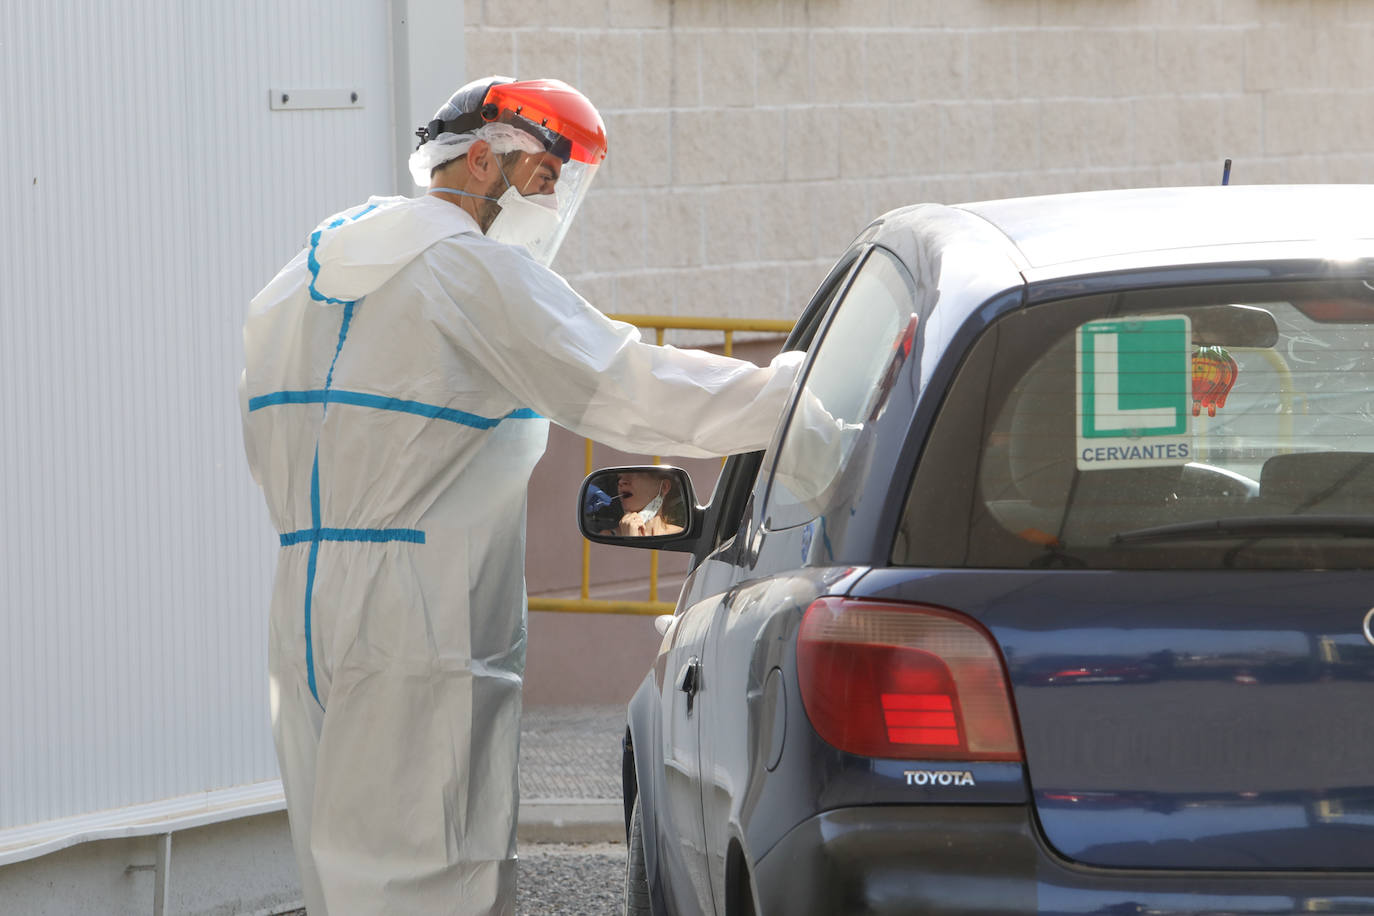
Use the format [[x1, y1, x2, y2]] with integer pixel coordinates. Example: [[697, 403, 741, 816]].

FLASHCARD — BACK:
[[895, 280, 1374, 570]]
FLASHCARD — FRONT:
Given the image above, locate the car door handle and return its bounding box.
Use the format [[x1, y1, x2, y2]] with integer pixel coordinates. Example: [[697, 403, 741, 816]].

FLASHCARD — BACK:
[[677, 656, 702, 716], [677, 657, 701, 696]]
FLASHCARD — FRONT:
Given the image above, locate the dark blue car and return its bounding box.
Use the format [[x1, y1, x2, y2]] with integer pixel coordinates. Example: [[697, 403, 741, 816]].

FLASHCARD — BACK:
[[578, 185, 1374, 915]]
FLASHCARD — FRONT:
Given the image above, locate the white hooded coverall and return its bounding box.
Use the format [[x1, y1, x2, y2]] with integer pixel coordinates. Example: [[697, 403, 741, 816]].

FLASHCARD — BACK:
[[239, 195, 802, 915]]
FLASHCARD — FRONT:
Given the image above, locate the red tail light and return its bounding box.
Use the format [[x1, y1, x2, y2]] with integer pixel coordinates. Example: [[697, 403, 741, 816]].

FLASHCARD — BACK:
[[797, 598, 1022, 761]]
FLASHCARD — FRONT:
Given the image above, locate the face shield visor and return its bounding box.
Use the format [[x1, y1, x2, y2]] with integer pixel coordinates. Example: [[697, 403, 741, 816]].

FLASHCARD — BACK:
[[415, 78, 607, 267], [482, 81, 606, 267], [488, 153, 597, 267]]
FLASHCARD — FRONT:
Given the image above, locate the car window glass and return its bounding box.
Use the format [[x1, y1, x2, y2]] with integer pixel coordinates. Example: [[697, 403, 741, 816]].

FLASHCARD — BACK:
[[698, 251, 866, 560], [765, 248, 917, 530], [896, 281, 1374, 570]]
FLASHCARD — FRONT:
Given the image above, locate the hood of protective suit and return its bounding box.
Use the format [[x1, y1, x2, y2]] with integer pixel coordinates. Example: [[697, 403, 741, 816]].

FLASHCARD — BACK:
[[261, 195, 482, 308]]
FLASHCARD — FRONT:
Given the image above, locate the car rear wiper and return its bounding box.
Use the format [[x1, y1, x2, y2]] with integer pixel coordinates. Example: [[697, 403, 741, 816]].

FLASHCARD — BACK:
[[1110, 514, 1374, 544]]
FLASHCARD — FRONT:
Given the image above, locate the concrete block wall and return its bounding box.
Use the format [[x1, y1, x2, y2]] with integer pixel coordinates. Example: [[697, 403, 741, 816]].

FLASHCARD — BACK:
[[466, 0, 1374, 333]]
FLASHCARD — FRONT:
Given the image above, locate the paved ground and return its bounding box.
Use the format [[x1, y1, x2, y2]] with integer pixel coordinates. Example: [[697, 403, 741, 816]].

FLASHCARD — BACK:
[[520, 704, 625, 801], [519, 704, 628, 915], [517, 704, 626, 845]]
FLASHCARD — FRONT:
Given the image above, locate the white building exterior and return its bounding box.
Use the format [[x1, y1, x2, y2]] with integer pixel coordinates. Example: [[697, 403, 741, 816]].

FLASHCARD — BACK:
[[0, 1, 460, 912], [3, 0, 1373, 913]]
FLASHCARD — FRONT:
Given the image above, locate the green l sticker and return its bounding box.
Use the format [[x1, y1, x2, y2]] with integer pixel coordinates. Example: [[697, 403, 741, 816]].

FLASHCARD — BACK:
[[1076, 316, 1192, 470]]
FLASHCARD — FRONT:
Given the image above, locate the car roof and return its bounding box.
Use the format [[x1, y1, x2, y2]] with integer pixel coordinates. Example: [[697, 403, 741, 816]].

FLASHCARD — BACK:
[[950, 185, 1374, 272], [855, 185, 1374, 412]]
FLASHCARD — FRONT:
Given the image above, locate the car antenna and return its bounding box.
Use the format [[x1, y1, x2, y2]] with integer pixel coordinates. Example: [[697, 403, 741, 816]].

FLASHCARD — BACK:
[[1221, 158, 1232, 186]]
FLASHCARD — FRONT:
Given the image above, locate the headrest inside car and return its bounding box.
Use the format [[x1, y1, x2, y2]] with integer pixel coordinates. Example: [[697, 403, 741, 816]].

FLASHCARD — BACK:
[[1259, 451, 1374, 511]]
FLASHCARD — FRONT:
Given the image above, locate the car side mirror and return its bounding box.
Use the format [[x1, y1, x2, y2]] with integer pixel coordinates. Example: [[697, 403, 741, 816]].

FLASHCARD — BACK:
[[578, 466, 701, 552]]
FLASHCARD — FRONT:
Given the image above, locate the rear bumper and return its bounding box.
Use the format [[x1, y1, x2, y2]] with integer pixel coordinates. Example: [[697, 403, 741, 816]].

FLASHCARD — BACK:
[[752, 805, 1374, 916]]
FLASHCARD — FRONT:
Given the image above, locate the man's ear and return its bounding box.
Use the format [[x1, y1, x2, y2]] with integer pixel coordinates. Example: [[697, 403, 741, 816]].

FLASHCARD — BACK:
[[466, 139, 497, 182]]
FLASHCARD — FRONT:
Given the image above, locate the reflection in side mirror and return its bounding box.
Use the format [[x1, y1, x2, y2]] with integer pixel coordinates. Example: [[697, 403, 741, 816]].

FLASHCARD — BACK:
[[578, 465, 697, 549]]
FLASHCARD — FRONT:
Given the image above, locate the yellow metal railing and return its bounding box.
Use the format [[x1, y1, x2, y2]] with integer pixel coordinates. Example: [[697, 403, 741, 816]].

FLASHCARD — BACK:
[[527, 314, 794, 617]]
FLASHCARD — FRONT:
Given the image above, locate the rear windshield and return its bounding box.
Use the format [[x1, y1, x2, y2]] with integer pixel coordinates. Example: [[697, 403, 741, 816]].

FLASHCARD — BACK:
[[895, 280, 1374, 570]]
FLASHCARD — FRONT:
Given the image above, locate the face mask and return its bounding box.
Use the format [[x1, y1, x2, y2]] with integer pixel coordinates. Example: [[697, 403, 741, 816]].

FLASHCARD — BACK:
[[430, 156, 562, 251], [631, 492, 665, 529], [484, 184, 560, 250]]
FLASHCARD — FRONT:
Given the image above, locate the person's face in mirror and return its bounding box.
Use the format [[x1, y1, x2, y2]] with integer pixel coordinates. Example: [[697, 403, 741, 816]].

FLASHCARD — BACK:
[[618, 472, 671, 513]]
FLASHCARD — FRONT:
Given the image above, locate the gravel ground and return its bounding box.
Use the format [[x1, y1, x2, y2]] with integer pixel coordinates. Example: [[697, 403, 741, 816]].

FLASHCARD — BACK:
[[517, 842, 627, 915], [271, 842, 626, 915]]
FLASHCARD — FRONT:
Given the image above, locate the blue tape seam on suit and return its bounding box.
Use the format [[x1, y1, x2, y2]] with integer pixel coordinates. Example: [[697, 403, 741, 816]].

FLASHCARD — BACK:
[[249, 390, 542, 428]]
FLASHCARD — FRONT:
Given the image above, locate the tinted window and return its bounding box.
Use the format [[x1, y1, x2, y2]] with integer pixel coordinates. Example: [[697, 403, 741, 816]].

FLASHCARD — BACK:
[[896, 280, 1374, 570], [766, 248, 917, 530]]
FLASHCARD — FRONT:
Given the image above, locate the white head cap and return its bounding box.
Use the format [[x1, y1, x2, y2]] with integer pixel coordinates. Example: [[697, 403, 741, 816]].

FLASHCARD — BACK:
[[408, 76, 551, 187], [408, 121, 544, 188]]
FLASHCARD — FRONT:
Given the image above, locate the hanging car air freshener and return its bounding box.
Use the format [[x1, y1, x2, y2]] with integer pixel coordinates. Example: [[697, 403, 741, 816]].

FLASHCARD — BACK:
[[1191, 345, 1239, 417]]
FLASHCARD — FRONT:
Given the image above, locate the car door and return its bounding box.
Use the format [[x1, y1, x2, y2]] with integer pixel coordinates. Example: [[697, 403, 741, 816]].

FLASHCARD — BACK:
[[654, 580, 720, 912], [649, 446, 782, 915], [686, 247, 885, 909], [653, 249, 865, 914]]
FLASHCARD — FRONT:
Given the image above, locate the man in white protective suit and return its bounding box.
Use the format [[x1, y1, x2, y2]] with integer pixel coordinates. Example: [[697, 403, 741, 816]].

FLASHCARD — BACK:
[[238, 76, 805, 915]]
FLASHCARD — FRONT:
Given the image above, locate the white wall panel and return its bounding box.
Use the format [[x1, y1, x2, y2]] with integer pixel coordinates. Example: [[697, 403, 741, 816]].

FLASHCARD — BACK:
[[0, 0, 404, 835]]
